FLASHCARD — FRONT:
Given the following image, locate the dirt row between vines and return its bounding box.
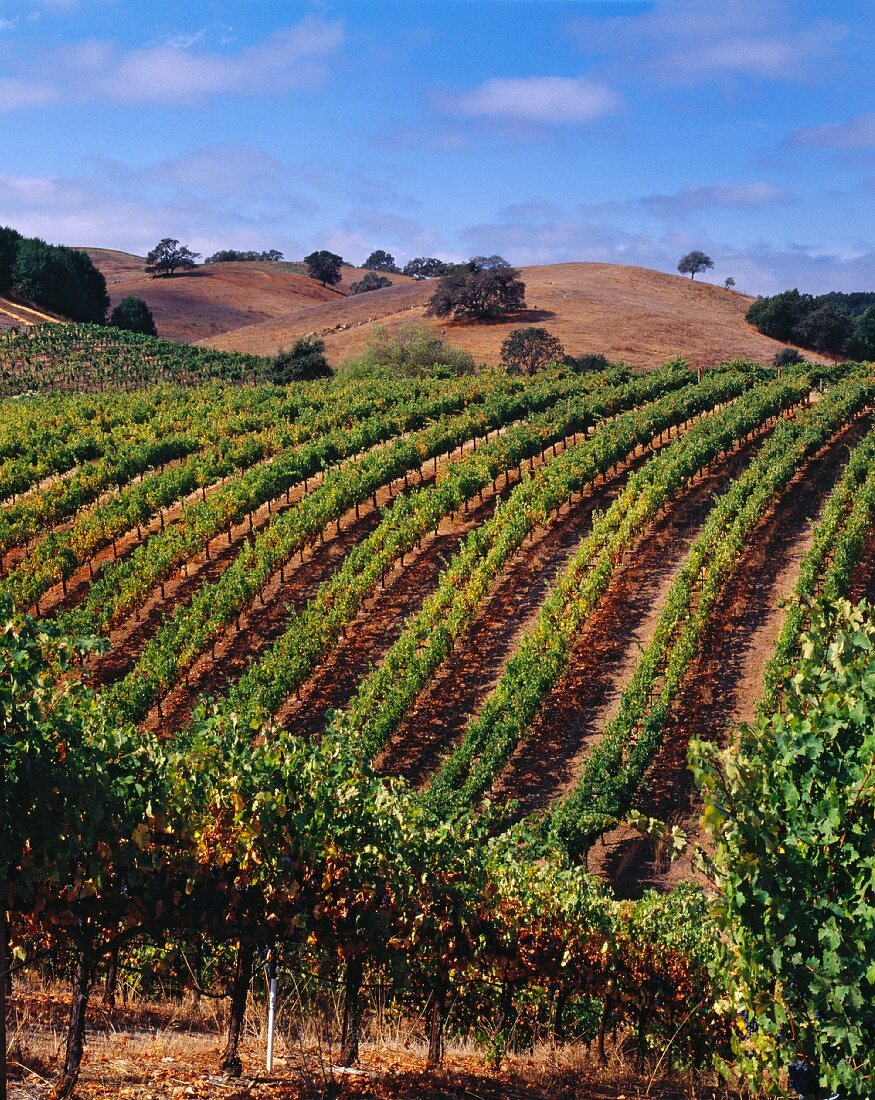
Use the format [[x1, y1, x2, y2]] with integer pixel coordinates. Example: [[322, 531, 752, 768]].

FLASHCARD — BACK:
[[141, 429, 579, 735], [592, 414, 871, 897], [83, 412, 524, 689], [375, 404, 785, 791]]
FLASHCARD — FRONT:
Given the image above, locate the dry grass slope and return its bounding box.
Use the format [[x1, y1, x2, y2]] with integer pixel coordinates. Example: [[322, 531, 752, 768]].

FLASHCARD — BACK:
[[82, 248, 415, 345], [201, 262, 807, 369], [82, 250, 810, 368]]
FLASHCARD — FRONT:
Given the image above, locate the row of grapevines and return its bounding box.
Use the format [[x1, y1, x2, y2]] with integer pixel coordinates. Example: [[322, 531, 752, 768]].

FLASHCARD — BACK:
[[548, 376, 874, 858], [56, 371, 540, 635], [424, 371, 820, 814], [758, 422, 875, 714], [0, 390, 179, 501], [0, 322, 273, 394], [5, 371, 537, 611], [106, 367, 690, 725], [0, 385, 323, 559], [1, 374, 512, 607], [219, 368, 706, 723], [341, 367, 769, 760]]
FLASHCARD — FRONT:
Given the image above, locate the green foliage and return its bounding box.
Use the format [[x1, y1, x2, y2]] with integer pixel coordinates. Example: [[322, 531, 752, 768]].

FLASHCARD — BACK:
[[354, 324, 475, 376], [849, 305, 875, 360], [773, 347, 803, 369], [0, 323, 272, 396], [426, 263, 527, 321], [694, 600, 875, 1097], [204, 249, 283, 263], [677, 250, 714, 279], [362, 249, 400, 273], [303, 249, 343, 287], [565, 352, 614, 373], [110, 295, 158, 337], [500, 327, 565, 375], [267, 337, 333, 383], [402, 256, 451, 279], [11, 237, 109, 322], [145, 238, 200, 277], [748, 290, 874, 360], [350, 270, 392, 295], [0, 224, 22, 294], [794, 304, 853, 359], [746, 289, 812, 343]]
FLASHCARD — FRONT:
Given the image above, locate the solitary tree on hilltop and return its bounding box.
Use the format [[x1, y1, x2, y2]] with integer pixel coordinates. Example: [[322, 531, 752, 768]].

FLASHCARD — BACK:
[[145, 239, 200, 277], [427, 262, 526, 322], [501, 327, 565, 375], [304, 250, 343, 287], [724, 276, 736, 290], [677, 251, 714, 280], [363, 250, 400, 273]]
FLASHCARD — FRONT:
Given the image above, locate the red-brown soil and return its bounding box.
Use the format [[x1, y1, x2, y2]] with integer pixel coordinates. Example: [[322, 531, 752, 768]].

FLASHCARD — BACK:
[[595, 415, 871, 896], [139, 431, 531, 734]]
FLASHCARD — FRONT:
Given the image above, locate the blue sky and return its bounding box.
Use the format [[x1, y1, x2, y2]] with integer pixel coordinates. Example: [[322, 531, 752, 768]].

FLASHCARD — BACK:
[[0, 0, 873, 293]]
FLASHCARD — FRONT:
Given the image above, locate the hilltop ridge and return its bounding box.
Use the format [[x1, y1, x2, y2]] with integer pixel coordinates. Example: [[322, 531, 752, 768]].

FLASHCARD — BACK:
[[83, 250, 807, 368]]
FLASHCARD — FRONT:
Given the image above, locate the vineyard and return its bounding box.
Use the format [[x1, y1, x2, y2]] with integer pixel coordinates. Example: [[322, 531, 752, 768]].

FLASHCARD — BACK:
[[0, 324, 273, 395], [3, 343, 874, 1099]]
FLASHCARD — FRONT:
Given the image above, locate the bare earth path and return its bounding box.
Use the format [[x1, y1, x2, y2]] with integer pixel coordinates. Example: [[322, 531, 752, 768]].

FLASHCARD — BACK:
[[594, 416, 870, 896]]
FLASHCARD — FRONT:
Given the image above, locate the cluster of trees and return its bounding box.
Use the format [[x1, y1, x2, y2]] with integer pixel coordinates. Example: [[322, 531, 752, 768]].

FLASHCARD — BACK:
[[427, 256, 526, 321], [351, 271, 392, 295], [205, 249, 284, 263], [0, 225, 108, 323], [747, 288, 875, 360]]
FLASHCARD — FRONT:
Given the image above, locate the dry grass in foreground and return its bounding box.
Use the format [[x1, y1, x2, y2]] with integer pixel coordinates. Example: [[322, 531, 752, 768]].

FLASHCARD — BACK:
[[7, 981, 747, 1100]]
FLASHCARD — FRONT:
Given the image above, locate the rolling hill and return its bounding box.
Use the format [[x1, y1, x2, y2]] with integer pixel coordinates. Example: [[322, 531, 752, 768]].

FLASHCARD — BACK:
[[82, 248, 416, 345], [199, 262, 805, 368], [82, 250, 806, 368]]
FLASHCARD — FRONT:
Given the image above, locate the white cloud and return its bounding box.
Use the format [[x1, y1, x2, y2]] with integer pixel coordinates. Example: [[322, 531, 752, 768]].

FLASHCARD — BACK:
[[570, 0, 846, 86], [0, 76, 55, 108], [460, 206, 875, 295], [638, 181, 795, 219], [444, 76, 620, 125], [789, 112, 875, 152], [0, 16, 344, 109]]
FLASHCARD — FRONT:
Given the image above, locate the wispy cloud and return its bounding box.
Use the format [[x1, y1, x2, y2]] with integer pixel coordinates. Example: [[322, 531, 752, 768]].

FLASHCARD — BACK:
[[461, 202, 874, 295], [0, 16, 344, 109], [443, 76, 621, 125], [789, 111, 875, 152], [570, 0, 846, 86], [638, 181, 795, 219]]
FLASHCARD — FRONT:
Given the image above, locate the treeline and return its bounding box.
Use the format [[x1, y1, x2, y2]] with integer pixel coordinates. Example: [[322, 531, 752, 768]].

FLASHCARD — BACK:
[[205, 249, 284, 263], [747, 288, 875, 359], [0, 225, 108, 323]]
